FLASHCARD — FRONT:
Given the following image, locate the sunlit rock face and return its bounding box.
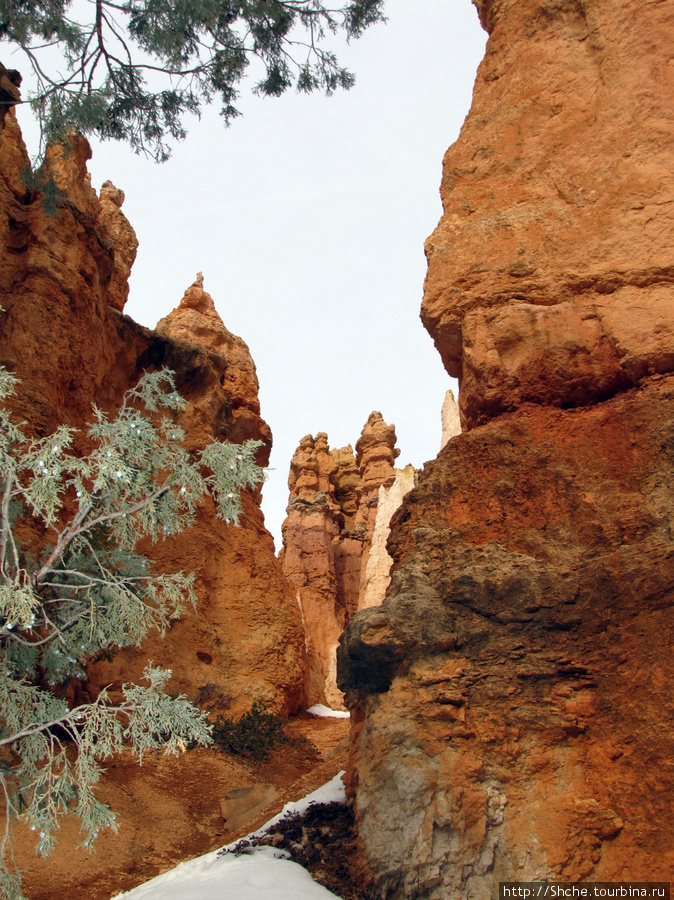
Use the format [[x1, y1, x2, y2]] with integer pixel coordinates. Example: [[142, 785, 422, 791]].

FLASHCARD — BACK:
[[360, 465, 418, 611], [281, 415, 414, 709], [440, 389, 461, 448], [339, 0, 674, 895], [0, 109, 305, 718], [423, 0, 674, 429]]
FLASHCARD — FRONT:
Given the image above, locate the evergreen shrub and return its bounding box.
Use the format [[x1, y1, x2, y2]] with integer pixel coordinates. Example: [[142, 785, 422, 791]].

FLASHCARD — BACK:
[[212, 701, 288, 761]]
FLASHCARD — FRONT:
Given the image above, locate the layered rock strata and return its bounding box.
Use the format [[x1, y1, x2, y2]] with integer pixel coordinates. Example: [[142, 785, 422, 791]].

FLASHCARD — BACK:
[[339, 0, 674, 894], [281, 414, 413, 708], [0, 107, 305, 717]]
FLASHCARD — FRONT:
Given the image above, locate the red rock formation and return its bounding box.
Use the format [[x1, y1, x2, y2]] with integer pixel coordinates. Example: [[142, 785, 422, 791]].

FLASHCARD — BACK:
[[282, 495, 343, 708], [0, 106, 305, 717], [287, 432, 339, 506], [281, 417, 402, 708], [281, 434, 349, 709], [156, 272, 269, 451], [332, 446, 364, 619], [339, 0, 674, 894], [332, 445, 361, 531], [422, 0, 674, 430], [354, 412, 399, 530], [96, 181, 138, 313]]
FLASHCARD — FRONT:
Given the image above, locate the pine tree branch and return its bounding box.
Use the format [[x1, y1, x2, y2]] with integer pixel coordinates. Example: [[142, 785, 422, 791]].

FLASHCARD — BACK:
[[0, 775, 18, 870], [34, 483, 170, 585], [68, 483, 171, 540], [0, 471, 14, 579], [4, 612, 83, 647], [39, 572, 154, 587], [0, 699, 143, 748]]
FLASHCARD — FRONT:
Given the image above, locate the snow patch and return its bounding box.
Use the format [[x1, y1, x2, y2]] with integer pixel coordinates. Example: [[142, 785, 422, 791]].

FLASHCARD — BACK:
[[306, 704, 350, 719], [116, 773, 347, 899]]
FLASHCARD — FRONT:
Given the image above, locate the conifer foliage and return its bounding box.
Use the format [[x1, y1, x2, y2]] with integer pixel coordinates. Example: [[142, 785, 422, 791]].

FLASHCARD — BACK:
[[0, 0, 386, 160], [0, 365, 263, 899]]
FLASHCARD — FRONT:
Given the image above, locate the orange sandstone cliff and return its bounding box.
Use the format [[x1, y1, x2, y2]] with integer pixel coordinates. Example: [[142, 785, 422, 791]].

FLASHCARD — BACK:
[[0, 105, 305, 718], [339, 0, 674, 895]]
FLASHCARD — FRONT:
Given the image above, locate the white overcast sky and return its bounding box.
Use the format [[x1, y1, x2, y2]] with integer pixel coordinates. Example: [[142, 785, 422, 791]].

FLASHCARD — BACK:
[[17, 0, 487, 550]]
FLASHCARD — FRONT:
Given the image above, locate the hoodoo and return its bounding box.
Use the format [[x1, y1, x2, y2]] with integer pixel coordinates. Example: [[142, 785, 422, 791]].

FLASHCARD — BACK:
[[281, 414, 419, 708]]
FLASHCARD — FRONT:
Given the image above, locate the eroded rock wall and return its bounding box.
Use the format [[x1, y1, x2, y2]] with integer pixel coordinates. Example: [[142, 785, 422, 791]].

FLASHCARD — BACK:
[[339, 0, 674, 894], [0, 108, 305, 717]]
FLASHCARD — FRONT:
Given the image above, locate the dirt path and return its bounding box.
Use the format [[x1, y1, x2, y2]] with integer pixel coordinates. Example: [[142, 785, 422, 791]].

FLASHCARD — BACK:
[[14, 713, 350, 900]]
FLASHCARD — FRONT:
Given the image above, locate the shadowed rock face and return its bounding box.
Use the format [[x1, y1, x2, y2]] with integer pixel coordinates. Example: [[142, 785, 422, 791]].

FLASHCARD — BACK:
[[341, 379, 674, 893], [339, 0, 674, 894], [0, 110, 305, 718]]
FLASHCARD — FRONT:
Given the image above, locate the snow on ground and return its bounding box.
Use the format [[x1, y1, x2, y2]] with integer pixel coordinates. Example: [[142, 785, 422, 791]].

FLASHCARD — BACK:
[[306, 705, 350, 719], [115, 773, 347, 900]]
